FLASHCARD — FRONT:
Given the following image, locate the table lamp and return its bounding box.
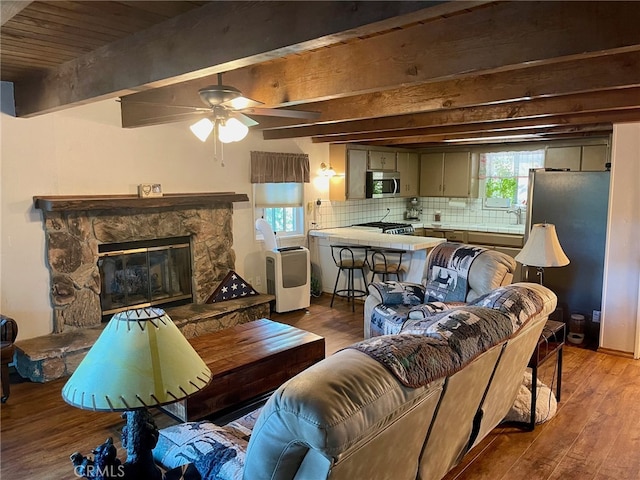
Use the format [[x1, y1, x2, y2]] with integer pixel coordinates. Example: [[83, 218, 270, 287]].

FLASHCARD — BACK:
[[62, 307, 212, 480], [515, 223, 570, 285]]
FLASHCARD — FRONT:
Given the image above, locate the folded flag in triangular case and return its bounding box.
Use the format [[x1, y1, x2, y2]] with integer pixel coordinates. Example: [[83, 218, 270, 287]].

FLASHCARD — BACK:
[[206, 270, 259, 303]]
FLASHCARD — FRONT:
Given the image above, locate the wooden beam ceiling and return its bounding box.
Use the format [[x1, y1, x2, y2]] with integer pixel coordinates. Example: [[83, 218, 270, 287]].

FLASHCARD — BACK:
[[4, 1, 640, 149], [12, 0, 462, 116]]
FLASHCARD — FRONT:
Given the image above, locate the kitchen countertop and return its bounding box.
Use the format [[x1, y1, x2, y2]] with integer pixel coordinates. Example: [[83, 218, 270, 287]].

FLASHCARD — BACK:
[[309, 227, 445, 251], [412, 222, 525, 235]]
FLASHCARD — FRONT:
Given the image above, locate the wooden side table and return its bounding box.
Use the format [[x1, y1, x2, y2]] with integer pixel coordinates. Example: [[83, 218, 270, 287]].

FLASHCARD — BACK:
[[526, 319, 565, 430]]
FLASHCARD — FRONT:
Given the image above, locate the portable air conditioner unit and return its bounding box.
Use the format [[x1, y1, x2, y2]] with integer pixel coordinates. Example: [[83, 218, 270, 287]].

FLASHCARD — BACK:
[[266, 247, 310, 313]]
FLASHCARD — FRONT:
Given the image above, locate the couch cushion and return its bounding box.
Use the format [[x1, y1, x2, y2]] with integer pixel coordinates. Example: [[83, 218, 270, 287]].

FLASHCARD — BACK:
[[370, 303, 415, 337], [466, 249, 516, 301], [407, 301, 458, 320], [153, 421, 246, 480], [368, 281, 425, 305], [466, 283, 550, 332]]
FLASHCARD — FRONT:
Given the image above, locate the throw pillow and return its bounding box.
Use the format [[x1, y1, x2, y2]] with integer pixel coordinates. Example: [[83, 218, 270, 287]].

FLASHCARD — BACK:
[[153, 421, 246, 480], [368, 281, 425, 306]]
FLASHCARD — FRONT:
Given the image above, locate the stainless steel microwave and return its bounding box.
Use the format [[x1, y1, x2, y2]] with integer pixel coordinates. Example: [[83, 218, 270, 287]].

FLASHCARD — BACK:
[[366, 171, 401, 198]]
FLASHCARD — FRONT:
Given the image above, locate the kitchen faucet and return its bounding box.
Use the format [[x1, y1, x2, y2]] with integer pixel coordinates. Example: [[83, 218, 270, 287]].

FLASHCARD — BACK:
[[507, 206, 523, 225]]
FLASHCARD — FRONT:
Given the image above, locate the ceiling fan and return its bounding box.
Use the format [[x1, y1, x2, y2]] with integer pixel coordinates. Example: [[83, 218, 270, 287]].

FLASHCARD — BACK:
[[124, 73, 320, 144]]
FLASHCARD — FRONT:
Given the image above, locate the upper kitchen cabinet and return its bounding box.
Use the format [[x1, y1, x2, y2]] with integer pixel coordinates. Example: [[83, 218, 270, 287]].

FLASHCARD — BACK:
[[581, 145, 610, 171], [545, 141, 610, 171], [545, 146, 581, 170], [368, 150, 397, 171], [396, 152, 420, 197], [419, 151, 475, 198], [329, 145, 368, 200]]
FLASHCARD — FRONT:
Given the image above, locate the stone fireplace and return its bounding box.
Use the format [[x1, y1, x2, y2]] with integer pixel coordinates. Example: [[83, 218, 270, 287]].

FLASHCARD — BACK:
[[34, 193, 249, 333]]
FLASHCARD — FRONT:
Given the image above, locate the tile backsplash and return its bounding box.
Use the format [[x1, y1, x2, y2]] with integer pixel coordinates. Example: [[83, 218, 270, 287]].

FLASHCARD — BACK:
[[312, 197, 524, 229]]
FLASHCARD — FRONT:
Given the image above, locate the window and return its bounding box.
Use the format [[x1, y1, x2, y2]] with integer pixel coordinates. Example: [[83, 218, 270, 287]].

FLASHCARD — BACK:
[[478, 149, 545, 206], [254, 183, 304, 236]]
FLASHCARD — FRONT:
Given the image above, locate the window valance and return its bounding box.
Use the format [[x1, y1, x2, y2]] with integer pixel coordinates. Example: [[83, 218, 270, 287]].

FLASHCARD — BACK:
[[250, 151, 310, 183]]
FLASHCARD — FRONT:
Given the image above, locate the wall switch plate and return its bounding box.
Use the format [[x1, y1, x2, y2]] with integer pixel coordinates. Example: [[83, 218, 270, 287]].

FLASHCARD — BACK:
[[592, 310, 601, 323], [255, 276, 262, 287]]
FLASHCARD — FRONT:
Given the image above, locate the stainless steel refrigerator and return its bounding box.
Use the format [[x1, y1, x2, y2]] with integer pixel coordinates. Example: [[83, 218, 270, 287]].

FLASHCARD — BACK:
[[524, 169, 610, 347]]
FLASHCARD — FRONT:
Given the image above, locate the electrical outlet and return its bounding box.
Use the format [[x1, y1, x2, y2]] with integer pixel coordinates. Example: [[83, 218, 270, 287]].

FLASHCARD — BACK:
[[592, 310, 601, 323]]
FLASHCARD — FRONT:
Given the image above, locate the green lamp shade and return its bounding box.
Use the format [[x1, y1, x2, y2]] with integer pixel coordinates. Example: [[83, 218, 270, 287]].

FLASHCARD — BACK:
[[62, 307, 211, 411]]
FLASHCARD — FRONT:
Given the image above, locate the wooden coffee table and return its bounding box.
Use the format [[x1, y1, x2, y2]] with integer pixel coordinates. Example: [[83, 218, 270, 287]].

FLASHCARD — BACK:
[[162, 318, 325, 421]]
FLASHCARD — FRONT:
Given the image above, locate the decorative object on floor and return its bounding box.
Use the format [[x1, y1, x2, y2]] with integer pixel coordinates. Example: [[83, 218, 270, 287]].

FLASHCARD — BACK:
[[62, 307, 212, 480], [503, 370, 557, 425], [516, 223, 569, 285], [205, 271, 259, 303]]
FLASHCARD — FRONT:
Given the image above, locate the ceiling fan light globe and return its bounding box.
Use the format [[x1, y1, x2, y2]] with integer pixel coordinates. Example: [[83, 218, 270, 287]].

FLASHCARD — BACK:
[[219, 118, 249, 143], [190, 118, 214, 142]]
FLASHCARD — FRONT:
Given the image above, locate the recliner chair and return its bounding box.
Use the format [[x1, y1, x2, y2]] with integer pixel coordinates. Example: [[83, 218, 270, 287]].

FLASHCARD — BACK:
[[364, 242, 516, 338]]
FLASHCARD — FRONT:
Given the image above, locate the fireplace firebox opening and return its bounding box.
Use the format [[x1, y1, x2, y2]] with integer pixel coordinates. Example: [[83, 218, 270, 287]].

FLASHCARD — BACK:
[[98, 236, 193, 319]]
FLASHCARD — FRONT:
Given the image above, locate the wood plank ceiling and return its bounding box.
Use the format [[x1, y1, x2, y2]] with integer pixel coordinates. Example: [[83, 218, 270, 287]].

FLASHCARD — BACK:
[[2, 1, 640, 148]]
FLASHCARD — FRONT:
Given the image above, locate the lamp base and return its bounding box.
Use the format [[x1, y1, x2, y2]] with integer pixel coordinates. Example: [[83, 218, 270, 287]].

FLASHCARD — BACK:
[[70, 409, 163, 480], [122, 409, 163, 480]]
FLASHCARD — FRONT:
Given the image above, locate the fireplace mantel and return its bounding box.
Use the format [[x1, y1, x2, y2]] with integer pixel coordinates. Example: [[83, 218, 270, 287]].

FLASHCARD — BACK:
[[33, 192, 249, 212]]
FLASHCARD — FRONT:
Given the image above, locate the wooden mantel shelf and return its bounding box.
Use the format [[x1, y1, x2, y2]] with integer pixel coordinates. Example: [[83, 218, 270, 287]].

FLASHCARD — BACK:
[[33, 192, 249, 212]]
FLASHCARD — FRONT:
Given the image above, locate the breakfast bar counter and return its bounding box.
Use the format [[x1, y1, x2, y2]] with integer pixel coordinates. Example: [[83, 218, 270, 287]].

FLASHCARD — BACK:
[[309, 227, 445, 286]]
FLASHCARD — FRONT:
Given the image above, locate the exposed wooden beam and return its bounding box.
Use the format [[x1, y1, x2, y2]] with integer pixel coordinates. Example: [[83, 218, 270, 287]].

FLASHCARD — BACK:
[[123, 52, 640, 130], [14, 0, 469, 116], [0, 0, 32, 26], [311, 113, 619, 144], [121, 1, 640, 128], [358, 110, 640, 146], [277, 87, 640, 141], [263, 51, 640, 131], [397, 124, 613, 143]]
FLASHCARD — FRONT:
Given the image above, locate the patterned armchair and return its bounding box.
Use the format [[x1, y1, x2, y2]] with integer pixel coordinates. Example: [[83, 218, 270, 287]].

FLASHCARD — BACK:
[[364, 242, 516, 338]]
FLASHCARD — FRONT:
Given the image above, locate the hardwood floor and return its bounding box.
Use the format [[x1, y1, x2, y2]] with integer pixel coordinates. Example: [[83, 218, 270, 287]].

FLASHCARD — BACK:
[[1, 294, 639, 479]]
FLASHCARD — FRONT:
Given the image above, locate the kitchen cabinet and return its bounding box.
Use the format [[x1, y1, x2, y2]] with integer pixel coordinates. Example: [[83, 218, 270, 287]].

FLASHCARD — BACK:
[[581, 145, 609, 171], [329, 145, 368, 200], [545, 146, 581, 171], [396, 152, 420, 197], [419, 151, 473, 198], [545, 144, 609, 171], [368, 150, 396, 171]]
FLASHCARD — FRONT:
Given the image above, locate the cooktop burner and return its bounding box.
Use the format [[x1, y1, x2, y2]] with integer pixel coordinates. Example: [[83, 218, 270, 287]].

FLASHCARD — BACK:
[[353, 222, 415, 234]]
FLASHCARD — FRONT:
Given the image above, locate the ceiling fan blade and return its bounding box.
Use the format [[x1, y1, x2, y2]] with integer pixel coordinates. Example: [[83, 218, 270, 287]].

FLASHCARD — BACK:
[[242, 107, 321, 120], [230, 112, 259, 127], [118, 99, 210, 112], [221, 96, 264, 110]]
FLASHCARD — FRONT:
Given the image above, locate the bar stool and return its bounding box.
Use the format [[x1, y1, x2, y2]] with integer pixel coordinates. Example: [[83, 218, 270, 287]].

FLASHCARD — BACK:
[[369, 248, 407, 283], [330, 245, 370, 312]]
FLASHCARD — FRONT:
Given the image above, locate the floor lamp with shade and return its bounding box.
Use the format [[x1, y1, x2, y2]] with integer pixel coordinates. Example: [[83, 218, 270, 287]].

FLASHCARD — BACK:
[[515, 223, 570, 285]]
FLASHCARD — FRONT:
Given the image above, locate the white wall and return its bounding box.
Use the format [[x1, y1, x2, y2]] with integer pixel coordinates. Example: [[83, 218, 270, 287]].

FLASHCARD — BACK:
[[601, 122, 640, 356], [0, 85, 329, 340]]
